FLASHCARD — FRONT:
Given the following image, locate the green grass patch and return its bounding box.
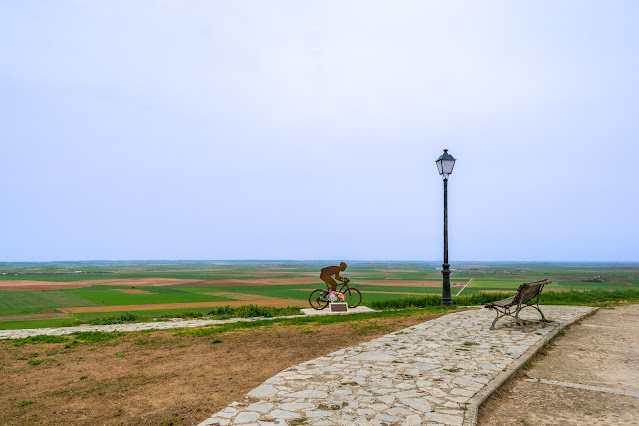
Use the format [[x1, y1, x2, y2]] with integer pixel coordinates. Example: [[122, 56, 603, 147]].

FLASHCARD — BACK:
[[11, 335, 69, 346], [206, 304, 301, 319], [72, 331, 123, 343], [17, 400, 35, 407], [0, 308, 62, 316], [177, 306, 456, 337], [60, 285, 235, 306], [0, 318, 83, 330], [541, 288, 639, 305], [0, 290, 97, 312], [366, 292, 509, 309], [27, 358, 57, 365], [88, 312, 142, 325], [0, 305, 303, 330]]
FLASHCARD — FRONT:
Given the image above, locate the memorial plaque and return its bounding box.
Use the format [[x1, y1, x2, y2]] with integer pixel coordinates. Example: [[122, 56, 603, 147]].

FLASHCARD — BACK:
[[330, 302, 348, 312]]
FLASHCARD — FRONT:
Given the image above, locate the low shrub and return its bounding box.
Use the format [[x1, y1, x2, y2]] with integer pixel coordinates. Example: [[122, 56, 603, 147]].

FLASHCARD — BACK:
[[89, 312, 141, 325], [541, 288, 639, 305], [234, 304, 274, 318], [205, 305, 238, 319], [205, 305, 301, 319], [366, 288, 639, 310]]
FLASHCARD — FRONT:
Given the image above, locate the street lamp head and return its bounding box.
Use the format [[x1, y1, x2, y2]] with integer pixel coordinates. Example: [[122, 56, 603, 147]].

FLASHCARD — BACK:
[[436, 149, 456, 179]]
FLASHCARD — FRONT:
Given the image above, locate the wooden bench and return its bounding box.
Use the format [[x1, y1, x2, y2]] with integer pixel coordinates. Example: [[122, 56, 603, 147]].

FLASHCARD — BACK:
[[484, 279, 551, 330]]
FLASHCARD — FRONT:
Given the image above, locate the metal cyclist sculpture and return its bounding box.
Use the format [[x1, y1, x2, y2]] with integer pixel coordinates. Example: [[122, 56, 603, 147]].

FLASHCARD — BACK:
[[320, 262, 347, 291], [309, 262, 362, 310]]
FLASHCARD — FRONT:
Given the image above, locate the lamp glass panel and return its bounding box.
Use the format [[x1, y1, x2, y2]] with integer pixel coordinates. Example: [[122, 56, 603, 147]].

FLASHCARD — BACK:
[[436, 161, 443, 175], [441, 159, 455, 174]]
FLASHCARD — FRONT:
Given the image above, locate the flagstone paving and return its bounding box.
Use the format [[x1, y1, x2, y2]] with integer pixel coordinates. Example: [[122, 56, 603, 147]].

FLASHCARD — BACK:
[[198, 305, 596, 426]]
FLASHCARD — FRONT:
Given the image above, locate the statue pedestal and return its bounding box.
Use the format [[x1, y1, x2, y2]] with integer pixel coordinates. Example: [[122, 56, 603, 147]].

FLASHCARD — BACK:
[[330, 302, 348, 312]]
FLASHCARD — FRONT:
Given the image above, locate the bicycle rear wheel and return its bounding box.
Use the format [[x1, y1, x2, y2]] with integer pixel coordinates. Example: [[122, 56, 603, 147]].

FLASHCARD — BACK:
[[343, 288, 362, 308], [309, 289, 329, 310]]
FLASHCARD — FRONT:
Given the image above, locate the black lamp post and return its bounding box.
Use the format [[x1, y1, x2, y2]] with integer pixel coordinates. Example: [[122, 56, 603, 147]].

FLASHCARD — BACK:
[[436, 149, 456, 306]]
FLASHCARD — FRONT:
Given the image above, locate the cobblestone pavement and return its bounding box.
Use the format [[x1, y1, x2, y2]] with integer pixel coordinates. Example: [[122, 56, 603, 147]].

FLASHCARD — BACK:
[[199, 306, 595, 426]]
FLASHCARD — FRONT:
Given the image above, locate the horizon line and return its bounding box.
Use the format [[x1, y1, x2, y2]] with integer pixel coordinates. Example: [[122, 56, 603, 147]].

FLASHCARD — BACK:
[[1, 259, 638, 264]]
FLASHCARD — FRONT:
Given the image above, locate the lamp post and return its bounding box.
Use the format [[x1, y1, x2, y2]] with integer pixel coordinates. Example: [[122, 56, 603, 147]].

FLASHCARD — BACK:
[[436, 149, 456, 306]]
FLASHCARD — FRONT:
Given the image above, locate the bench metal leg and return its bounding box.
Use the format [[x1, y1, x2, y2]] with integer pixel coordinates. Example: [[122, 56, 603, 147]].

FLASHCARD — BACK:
[[490, 311, 501, 330], [531, 305, 548, 322], [513, 308, 526, 329], [490, 307, 511, 330]]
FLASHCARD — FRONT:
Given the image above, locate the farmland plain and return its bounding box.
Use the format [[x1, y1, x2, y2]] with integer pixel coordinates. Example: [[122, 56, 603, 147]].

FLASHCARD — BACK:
[[1, 260, 638, 329]]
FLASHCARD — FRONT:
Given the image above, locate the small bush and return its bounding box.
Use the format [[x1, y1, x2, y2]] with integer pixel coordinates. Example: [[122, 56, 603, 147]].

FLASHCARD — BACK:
[[90, 312, 141, 325], [234, 304, 274, 318], [17, 400, 34, 407], [156, 311, 204, 320], [206, 305, 236, 318], [205, 305, 301, 319]]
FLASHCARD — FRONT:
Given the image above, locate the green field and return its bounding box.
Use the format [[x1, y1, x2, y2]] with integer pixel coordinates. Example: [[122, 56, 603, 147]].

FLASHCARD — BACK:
[[1, 260, 638, 329]]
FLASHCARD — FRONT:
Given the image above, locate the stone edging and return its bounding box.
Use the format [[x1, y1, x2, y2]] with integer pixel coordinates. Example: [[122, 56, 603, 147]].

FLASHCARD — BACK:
[[462, 307, 599, 425]]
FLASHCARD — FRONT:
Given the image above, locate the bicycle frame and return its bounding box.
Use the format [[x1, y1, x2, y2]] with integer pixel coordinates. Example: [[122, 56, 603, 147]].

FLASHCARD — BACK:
[[325, 277, 352, 294]]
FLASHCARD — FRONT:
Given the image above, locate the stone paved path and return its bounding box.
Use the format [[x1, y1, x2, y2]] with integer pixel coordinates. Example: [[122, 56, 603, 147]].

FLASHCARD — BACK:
[[199, 306, 595, 426]]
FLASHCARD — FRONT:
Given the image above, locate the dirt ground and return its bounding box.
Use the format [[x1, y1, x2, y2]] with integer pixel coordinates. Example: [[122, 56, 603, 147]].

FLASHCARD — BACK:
[[0, 277, 319, 292], [0, 310, 457, 425], [57, 299, 309, 313], [205, 292, 278, 301], [115, 289, 153, 295], [172, 278, 319, 286], [0, 279, 202, 291], [360, 280, 442, 287], [0, 313, 69, 322], [479, 303, 639, 425]]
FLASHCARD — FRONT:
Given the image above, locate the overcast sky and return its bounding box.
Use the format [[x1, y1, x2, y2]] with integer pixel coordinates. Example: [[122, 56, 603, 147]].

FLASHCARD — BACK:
[[1, 1, 638, 262]]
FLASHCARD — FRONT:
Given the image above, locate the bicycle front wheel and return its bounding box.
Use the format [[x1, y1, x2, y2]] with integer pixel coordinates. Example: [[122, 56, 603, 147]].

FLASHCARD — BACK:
[[309, 289, 329, 310], [343, 288, 362, 308]]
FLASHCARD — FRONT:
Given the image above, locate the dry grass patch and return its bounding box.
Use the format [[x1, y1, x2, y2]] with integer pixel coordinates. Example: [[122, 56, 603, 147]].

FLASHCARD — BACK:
[[0, 310, 458, 425]]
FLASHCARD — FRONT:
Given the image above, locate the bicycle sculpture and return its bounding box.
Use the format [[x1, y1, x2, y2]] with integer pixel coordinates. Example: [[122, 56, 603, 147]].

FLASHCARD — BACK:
[[308, 277, 362, 310]]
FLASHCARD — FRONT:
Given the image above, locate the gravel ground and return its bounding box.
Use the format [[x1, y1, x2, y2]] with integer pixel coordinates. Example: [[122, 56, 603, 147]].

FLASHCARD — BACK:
[[479, 303, 639, 425]]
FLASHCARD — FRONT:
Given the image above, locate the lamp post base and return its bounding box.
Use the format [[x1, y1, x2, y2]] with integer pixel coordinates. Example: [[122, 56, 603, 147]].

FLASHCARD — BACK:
[[441, 263, 453, 306]]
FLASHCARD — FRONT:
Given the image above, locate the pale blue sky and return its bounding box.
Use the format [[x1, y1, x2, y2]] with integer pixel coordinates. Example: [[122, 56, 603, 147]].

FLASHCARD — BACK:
[[1, 1, 638, 262]]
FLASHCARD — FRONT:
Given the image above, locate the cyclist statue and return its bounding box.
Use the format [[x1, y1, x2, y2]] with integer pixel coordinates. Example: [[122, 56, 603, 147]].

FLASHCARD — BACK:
[[320, 262, 347, 292]]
